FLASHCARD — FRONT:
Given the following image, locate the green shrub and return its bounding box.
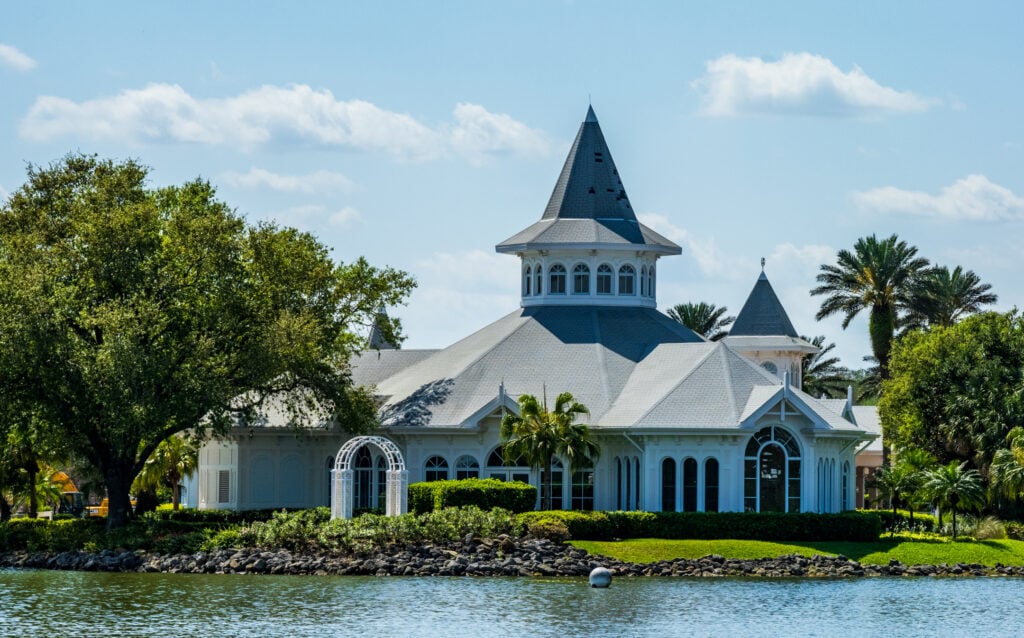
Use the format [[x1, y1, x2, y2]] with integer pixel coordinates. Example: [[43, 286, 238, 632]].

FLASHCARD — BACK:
[[408, 479, 536, 514], [0, 518, 105, 552], [526, 518, 570, 543], [1005, 521, 1024, 540], [202, 528, 243, 550], [517, 510, 882, 542], [876, 509, 937, 534]]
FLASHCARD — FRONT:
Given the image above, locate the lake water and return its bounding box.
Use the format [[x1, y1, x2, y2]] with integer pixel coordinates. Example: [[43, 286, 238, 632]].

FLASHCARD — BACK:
[[2, 569, 1022, 637]]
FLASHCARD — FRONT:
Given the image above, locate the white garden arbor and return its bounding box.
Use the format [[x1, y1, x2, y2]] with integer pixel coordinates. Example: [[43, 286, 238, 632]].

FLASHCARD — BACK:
[[331, 436, 408, 519]]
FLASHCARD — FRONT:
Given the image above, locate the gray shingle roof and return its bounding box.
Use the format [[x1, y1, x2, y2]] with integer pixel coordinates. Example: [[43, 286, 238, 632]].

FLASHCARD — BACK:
[[729, 272, 800, 337], [496, 107, 679, 254]]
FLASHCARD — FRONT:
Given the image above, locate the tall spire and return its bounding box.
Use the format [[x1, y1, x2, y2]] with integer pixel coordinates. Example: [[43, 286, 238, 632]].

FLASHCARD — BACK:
[[729, 270, 799, 337], [542, 106, 636, 222], [368, 307, 397, 350]]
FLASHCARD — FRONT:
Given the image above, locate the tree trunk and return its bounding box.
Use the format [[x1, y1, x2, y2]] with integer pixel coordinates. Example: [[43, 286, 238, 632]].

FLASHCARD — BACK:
[[952, 509, 957, 540], [172, 483, 181, 510], [103, 462, 137, 530], [25, 461, 38, 519]]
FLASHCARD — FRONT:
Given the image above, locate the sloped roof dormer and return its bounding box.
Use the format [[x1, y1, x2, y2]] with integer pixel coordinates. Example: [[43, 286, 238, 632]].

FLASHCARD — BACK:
[[496, 106, 680, 255]]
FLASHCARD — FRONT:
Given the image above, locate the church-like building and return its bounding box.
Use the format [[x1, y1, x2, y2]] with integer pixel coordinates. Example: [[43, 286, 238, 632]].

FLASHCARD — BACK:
[[195, 107, 874, 515]]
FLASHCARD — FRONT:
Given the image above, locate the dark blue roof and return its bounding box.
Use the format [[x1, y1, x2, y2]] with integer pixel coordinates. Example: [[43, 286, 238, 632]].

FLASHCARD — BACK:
[[729, 272, 800, 337]]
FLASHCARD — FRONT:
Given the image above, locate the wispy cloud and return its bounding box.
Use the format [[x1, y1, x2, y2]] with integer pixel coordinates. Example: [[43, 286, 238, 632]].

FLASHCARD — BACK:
[[221, 167, 354, 194], [853, 174, 1024, 221], [0, 44, 36, 72], [20, 84, 552, 161], [262, 204, 365, 231], [693, 52, 938, 117], [637, 212, 728, 277]]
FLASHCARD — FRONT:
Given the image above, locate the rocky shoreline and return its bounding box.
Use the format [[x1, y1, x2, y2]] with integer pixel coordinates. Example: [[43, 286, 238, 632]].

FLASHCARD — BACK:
[[2, 535, 1023, 578]]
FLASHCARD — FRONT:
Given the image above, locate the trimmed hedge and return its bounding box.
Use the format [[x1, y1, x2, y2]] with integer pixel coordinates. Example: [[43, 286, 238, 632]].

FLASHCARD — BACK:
[[408, 479, 537, 514], [517, 510, 883, 542], [0, 518, 105, 552]]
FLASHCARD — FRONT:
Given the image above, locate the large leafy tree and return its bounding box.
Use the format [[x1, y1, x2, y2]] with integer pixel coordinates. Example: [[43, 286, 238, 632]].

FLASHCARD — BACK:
[[500, 392, 600, 511], [667, 302, 735, 341], [811, 234, 930, 379], [0, 155, 415, 528], [921, 461, 984, 540], [906, 265, 997, 329], [880, 311, 1024, 475], [800, 335, 851, 399]]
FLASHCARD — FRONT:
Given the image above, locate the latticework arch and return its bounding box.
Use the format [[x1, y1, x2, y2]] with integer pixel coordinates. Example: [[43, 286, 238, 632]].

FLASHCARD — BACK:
[[331, 436, 407, 519]]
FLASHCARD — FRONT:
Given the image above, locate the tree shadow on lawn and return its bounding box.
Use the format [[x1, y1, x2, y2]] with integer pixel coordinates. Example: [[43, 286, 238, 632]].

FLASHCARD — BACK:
[[784, 539, 905, 561]]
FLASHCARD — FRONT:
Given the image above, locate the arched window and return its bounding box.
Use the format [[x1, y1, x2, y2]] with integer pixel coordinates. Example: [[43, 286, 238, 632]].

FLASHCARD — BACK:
[[455, 455, 480, 480], [524, 266, 532, 296], [572, 263, 590, 294], [761, 361, 778, 375], [842, 461, 851, 511], [549, 264, 567, 294], [424, 455, 449, 482], [661, 458, 676, 512], [486, 448, 530, 484], [744, 426, 801, 512], [541, 457, 564, 510], [375, 456, 387, 508], [624, 457, 631, 510], [535, 266, 543, 295], [704, 458, 719, 512], [616, 457, 623, 510], [648, 266, 656, 298], [683, 458, 698, 512], [618, 264, 635, 295], [326, 456, 335, 507], [354, 446, 373, 510], [633, 455, 641, 510], [597, 264, 613, 295], [640, 265, 648, 296]]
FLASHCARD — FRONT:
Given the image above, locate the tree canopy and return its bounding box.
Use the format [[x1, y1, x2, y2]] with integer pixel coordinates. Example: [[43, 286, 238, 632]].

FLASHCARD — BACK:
[[799, 335, 851, 399], [0, 155, 415, 527], [879, 311, 1024, 474], [500, 392, 599, 511]]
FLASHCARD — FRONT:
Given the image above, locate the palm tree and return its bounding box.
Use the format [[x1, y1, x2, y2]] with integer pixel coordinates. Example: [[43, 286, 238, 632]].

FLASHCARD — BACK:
[[133, 435, 199, 510], [500, 392, 600, 511], [895, 447, 937, 528], [989, 427, 1024, 503], [906, 265, 997, 329], [667, 302, 735, 341], [871, 464, 917, 537], [921, 461, 984, 540], [800, 335, 851, 398], [811, 234, 931, 380]]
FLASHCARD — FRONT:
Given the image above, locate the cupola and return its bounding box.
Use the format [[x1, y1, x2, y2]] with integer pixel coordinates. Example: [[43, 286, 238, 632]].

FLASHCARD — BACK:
[[496, 107, 680, 308]]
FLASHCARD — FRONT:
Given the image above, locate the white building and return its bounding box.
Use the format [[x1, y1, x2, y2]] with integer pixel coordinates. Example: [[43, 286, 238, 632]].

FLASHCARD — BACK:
[[197, 107, 874, 514]]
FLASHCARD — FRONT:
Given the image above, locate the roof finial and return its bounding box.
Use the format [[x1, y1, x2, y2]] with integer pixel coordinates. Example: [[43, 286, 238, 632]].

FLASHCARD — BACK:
[[760, 257, 766, 272]]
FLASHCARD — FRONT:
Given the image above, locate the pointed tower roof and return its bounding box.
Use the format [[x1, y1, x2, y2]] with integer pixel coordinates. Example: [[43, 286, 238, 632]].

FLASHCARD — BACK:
[[496, 107, 680, 255], [368, 307, 397, 350], [729, 271, 799, 337]]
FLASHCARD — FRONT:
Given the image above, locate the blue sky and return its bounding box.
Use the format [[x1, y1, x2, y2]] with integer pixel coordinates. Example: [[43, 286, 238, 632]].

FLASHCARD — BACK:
[[3, 1, 1022, 369]]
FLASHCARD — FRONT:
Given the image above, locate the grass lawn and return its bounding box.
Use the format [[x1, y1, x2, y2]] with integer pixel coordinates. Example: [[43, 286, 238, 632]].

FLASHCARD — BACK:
[[569, 537, 1024, 566]]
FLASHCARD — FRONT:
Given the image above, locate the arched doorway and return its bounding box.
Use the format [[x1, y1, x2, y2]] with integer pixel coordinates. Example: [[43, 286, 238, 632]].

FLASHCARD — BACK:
[[331, 436, 407, 519]]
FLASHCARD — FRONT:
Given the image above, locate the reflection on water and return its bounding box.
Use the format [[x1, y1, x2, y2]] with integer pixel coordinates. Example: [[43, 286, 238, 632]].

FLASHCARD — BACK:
[[2, 569, 1024, 637]]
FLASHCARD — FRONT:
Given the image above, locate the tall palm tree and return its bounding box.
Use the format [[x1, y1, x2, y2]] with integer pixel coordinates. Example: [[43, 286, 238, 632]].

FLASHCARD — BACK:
[[811, 234, 931, 379], [133, 435, 199, 510], [500, 392, 600, 511], [667, 302, 735, 341], [906, 265, 998, 329], [921, 461, 984, 540], [800, 335, 851, 399], [895, 447, 937, 529]]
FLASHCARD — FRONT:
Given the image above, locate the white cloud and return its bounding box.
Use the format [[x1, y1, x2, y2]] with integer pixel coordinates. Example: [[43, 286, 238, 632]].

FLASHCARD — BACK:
[[0, 44, 36, 72], [328, 206, 363, 227], [261, 204, 364, 231], [637, 212, 728, 277], [221, 167, 354, 193], [20, 84, 552, 161], [853, 174, 1024, 221], [693, 52, 938, 117]]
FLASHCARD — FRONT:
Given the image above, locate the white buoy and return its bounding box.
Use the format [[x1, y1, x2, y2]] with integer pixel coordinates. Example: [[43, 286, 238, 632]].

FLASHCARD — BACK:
[[589, 566, 612, 588]]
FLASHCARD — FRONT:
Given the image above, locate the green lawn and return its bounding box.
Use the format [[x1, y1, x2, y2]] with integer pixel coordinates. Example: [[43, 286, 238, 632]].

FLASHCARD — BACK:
[[569, 537, 1024, 566]]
